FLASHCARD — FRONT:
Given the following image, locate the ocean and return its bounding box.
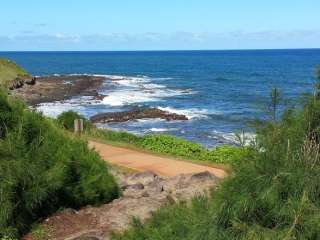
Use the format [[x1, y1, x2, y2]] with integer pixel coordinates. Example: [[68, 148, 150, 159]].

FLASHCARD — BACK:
[[1, 49, 320, 147]]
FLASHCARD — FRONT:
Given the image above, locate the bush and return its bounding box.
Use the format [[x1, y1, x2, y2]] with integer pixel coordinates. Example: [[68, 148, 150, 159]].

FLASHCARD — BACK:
[[0, 90, 24, 138], [57, 111, 93, 131], [0, 91, 119, 238]]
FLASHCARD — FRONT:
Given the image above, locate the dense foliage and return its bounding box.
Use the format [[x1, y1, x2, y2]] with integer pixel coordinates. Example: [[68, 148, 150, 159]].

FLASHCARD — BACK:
[[114, 70, 320, 239], [0, 91, 119, 238], [57, 110, 93, 131], [89, 128, 243, 165]]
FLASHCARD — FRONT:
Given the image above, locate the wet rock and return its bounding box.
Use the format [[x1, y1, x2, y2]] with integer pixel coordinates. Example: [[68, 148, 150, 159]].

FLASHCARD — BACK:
[[90, 108, 188, 123], [12, 74, 107, 105], [25, 77, 36, 85], [9, 78, 24, 90]]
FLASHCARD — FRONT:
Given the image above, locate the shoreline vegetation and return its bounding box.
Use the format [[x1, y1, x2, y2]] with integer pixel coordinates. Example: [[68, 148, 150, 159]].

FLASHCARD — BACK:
[[1, 58, 320, 239]]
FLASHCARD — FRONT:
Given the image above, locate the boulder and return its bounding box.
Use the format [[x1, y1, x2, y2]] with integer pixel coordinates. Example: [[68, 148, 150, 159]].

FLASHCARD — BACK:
[[9, 78, 24, 90], [25, 77, 36, 85], [90, 108, 188, 123], [126, 171, 158, 185]]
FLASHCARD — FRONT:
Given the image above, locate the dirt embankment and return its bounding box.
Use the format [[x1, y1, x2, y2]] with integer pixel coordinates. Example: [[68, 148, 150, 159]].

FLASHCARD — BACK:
[[23, 170, 219, 240]]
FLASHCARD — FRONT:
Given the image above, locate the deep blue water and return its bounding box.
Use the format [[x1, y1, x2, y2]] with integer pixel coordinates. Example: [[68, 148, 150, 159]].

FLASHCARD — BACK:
[[1, 50, 320, 147]]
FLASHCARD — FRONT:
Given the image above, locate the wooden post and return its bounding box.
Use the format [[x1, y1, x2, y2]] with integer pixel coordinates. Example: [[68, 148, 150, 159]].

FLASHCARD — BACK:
[[74, 119, 84, 134]]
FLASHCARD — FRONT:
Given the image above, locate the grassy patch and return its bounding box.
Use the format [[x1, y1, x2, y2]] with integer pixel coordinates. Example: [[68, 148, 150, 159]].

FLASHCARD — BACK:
[[0, 58, 30, 87], [85, 127, 245, 166], [30, 224, 54, 240]]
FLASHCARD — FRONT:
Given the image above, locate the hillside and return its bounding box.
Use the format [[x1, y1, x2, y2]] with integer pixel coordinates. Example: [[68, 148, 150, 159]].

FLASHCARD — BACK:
[[0, 58, 30, 87]]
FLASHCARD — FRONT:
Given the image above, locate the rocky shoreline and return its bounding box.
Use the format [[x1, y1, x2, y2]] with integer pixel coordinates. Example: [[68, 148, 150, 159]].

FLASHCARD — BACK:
[[11, 75, 108, 105], [90, 108, 188, 123], [10, 74, 190, 122]]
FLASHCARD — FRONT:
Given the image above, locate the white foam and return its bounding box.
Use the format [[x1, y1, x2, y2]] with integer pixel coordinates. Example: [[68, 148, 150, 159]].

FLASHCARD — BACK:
[[36, 96, 100, 118], [157, 106, 212, 119], [102, 75, 192, 106], [149, 127, 178, 132], [102, 90, 158, 106], [149, 128, 169, 132], [37, 102, 84, 118], [211, 130, 256, 146]]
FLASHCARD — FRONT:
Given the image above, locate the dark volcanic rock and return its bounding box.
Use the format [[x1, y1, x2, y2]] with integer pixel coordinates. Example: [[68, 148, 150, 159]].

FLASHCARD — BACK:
[[90, 108, 188, 123], [25, 77, 36, 85], [9, 78, 24, 90], [12, 74, 107, 105]]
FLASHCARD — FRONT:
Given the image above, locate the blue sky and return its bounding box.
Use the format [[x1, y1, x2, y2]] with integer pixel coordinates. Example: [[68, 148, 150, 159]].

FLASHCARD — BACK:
[[1, 0, 319, 50]]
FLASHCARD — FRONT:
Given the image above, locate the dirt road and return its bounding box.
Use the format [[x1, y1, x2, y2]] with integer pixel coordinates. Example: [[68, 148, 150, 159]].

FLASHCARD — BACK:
[[89, 141, 226, 178]]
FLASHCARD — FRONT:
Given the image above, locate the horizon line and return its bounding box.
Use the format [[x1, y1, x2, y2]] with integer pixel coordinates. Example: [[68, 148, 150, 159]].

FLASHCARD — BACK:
[[1, 47, 320, 53]]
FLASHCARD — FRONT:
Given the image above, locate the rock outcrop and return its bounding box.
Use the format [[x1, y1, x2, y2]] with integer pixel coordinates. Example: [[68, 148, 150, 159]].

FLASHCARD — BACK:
[[12, 75, 107, 105], [90, 108, 188, 123], [8, 78, 24, 90], [24, 170, 218, 240], [25, 77, 37, 85]]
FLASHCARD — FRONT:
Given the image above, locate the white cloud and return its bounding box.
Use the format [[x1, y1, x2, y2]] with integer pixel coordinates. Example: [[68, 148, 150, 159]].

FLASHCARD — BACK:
[[0, 29, 319, 51]]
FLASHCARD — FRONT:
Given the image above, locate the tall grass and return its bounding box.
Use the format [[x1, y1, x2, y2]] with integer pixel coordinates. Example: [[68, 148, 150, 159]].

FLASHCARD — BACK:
[[0, 90, 119, 238]]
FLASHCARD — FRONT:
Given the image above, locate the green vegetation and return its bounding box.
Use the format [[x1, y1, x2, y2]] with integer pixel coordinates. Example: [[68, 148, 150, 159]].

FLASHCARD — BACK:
[[0, 58, 30, 87], [87, 128, 244, 165], [0, 91, 119, 238], [57, 110, 93, 131], [113, 69, 320, 239], [113, 196, 214, 240]]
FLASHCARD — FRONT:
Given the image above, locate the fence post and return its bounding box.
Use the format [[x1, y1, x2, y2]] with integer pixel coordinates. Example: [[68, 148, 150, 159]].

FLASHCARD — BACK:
[[74, 119, 84, 134]]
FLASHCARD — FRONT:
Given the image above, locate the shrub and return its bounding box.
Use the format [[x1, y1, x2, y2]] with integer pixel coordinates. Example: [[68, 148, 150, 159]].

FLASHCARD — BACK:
[[0, 91, 119, 238], [57, 111, 93, 131], [112, 196, 215, 240], [0, 91, 24, 138]]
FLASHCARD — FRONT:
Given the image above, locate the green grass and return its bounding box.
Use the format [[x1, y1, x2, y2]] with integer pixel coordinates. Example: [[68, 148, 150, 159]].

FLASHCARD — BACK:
[[84, 127, 245, 166], [0, 58, 30, 87], [0, 91, 119, 238], [54, 111, 244, 166]]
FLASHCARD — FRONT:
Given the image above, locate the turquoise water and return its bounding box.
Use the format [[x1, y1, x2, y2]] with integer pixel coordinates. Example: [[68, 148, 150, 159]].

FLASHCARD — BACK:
[[1, 49, 320, 147]]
